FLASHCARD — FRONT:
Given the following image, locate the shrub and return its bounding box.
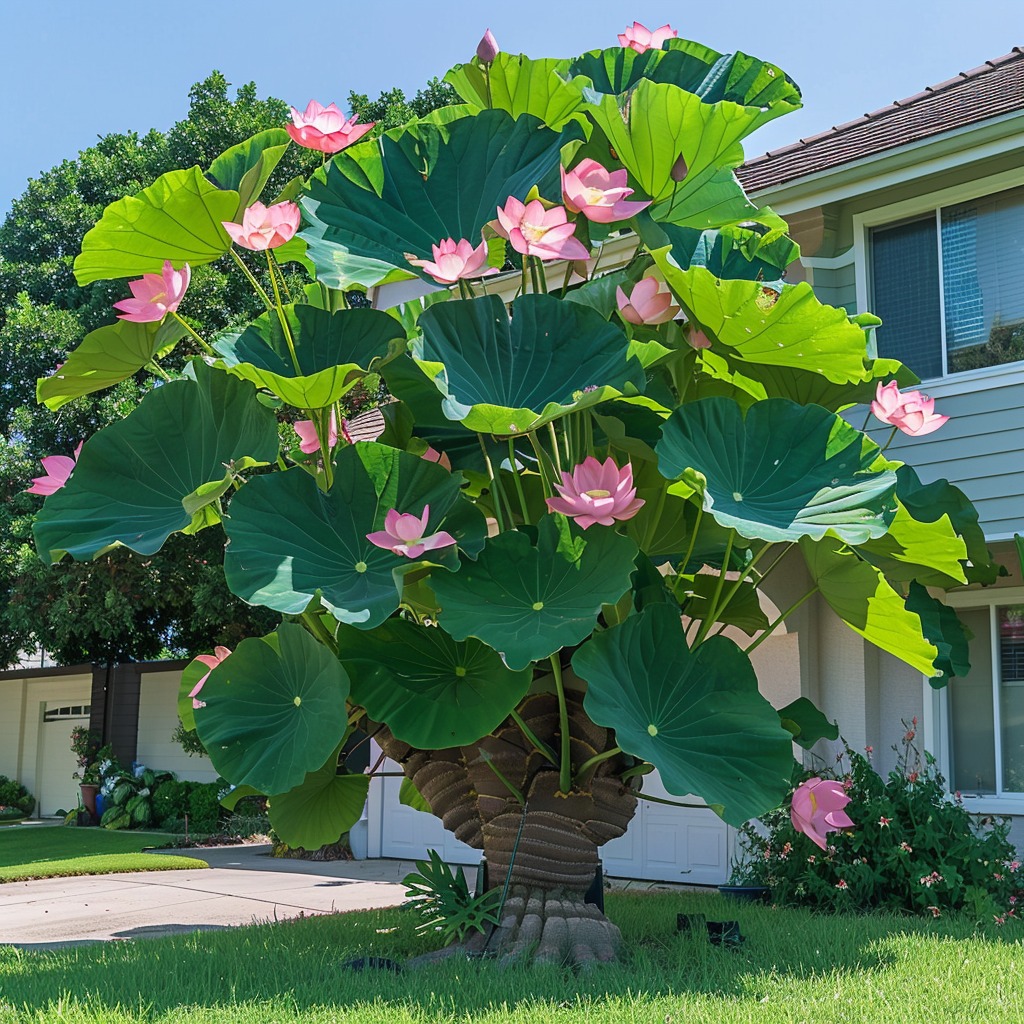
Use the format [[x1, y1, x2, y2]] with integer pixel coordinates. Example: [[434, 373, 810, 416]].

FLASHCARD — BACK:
[[99, 766, 174, 830], [187, 782, 224, 833], [731, 723, 1022, 922], [0, 776, 35, 816], [153, 780, 191, 829]]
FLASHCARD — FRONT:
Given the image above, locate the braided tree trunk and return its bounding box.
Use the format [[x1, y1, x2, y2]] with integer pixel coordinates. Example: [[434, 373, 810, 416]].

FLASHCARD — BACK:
[[377, 691, 637, 967]]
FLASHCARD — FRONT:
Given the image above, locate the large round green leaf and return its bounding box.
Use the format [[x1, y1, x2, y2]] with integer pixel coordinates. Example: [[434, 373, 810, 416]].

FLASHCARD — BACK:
[[906, 582, 971, 686], [432, 515, 638, 671], [800, 535, 942, 677], [34, 361, 280, 563], [337, 620, 532, 748], [74, 167, 237, 285], [656, 397, 897, 544], [268, 745, 370, 850], [207, 128, 291, 219], [302, 109, 577, 288], [572, 604, 793, 826], [415, 294, 644, 434], [194, 623, 350, 795], [213, 304, 404, 408], [37, 318, 187, 411], [223, 442, 486, 628]]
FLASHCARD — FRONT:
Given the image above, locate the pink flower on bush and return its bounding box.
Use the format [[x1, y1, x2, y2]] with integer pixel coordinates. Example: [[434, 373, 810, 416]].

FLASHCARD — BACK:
[[223, 201, 301, 251], [617, 21, 678, 53], [287, 100, 373, 154], [366, 506, 456, 559], [491, 197, 590, 261], [190, 645, 231, 709], [545, 457, 644, 529], [26, 442, 83, 495], [790, 777, 855, 850], [616, 277, 680, 325], [406, 238, 499, 285], [476, 28, 499, 63], [113, 260, 190, 323], [561, 159, 650, 223], [870, 381, 948, 436]]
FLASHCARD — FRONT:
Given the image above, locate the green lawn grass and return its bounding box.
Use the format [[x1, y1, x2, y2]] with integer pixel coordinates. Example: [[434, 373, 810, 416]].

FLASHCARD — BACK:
[[0, 826, 206, 881], [1, 890, 1021, 1023]]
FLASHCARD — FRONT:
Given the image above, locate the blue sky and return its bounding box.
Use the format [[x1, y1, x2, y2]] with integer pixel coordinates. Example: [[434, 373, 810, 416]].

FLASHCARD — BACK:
[[0, 0, 1020, 218]]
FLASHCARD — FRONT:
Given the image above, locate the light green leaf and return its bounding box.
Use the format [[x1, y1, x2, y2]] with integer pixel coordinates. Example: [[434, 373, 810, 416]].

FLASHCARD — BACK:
[[207, 128, 292, 218], [75, 167, 237, 285], [905, 582, 972, 687], [399, 777, 432, 814], [573, 604, 793, 826]]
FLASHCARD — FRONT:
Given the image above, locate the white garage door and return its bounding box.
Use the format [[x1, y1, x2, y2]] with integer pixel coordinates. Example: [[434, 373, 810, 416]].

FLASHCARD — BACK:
[[37, 702, 92, 816]]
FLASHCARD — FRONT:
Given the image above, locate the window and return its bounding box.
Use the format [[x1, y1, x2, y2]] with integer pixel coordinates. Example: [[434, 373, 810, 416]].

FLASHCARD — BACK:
[[870, 184, 1024, 380], [948, 602, 1024, 797], [42, 704, 91, 722]]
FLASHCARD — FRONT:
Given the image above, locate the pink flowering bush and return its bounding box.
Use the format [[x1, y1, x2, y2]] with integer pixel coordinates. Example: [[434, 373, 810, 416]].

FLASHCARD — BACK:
[[731, 725, 1021, 921]]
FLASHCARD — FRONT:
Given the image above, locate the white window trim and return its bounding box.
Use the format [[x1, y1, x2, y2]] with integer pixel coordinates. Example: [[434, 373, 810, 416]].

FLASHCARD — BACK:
[[853, 166, 1024, 397], [925, 586, 1024, 815]]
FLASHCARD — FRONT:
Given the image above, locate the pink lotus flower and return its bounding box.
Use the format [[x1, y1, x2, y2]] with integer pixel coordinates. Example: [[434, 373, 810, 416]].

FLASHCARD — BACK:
[[491, 197, 590, 262], [287, 100, 373, 154], [190, 645, 231, 710], [618, 21, 678, 54], [406, 237, 499, 285], [545, 457, 645, 529], [26, 442, 83, 495], [222, 201, 301, 251], [476, 28, 499, 63], [616, 277, 680, 325], [870, 381, 949, 436], [366, 506, 456, 559], [688, 328, 712, 350], [790, 777, 855, 850], [113, 260, 190, 323], [561, 159, 650, 223], [294, 408, 386, 454], [421, 446, 452, 471]]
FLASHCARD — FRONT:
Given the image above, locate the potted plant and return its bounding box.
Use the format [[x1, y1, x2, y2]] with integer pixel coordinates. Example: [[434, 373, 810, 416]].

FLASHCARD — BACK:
[[71, 727, 101, 819]]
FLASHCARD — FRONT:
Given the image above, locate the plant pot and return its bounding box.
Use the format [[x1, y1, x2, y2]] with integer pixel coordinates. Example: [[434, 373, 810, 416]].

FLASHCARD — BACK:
[[0, 812, 27, 827], [79, 783, 99, 820], [717, 884, 771, 903]]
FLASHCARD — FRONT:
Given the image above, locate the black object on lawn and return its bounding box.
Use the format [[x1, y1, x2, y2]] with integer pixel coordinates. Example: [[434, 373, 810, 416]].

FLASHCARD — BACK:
[[706, 920, 745, 948], [340, 956, 404, 973]]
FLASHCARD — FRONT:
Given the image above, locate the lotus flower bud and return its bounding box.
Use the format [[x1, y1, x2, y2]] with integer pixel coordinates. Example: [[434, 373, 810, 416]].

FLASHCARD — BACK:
[[670, 153, 689, 182], [477, 29, 499, 63]]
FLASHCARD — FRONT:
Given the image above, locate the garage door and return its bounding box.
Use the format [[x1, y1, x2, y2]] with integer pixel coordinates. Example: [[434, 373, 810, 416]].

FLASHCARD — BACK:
[[37, 702, 91, 816]]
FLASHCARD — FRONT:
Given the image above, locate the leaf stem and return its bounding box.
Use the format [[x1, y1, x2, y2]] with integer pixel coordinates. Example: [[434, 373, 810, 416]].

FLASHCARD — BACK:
[[507, 438, 531, 525], [680, 505, 704, 574], [480, 751, 525, 805], [574, 746, 621, 784], [527, 430, 556, 497], [549, 654, 573, 794], [267, 250, 302, 377], [146, 360, 171, 381], [694, 531, 734, 646], [229, 248, 274, 309], [745, 586, 819, 655], [477, 434, 506, 533], [635, 791, 709, 810], [547, 422, 564, 477], [509, 708, 557, 765], [269, 250, 293, 302], [300, 608, 337, 654], [168, 311, 215, 356]]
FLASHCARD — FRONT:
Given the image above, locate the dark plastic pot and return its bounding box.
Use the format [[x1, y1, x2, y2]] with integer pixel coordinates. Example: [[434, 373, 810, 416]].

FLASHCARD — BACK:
[[717, 884, 771, 903]]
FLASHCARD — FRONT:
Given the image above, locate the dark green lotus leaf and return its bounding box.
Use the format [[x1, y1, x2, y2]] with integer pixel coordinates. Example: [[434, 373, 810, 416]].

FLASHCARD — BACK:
[[34, 362, 279, 563], [906, 582, 971, 687], [863, 466, 1003, 587], [445, 54, 587, 127], [75, 167, 237, 285], [302, 109, 576, 287], [657, 397, 897, 544], [778, 697, 839, 750], [268, 745, 370, 850], [207, 128, 291, 218], [37, 318, 187, 411], [432, 515, 638, 670], [674, 573, 769, 635], [643, 222, 800, 282], [194, 623, 350, 795], [337, 620, 532, 748], [579, 80, 779, 231], [800, 535, 942, 676], [415, 294, 644, 434], [223, 442, 486, 628], [399, 777, 432, 814], [652, 256, 873, 385], [573, 604, 793, 826], [213, 304, 404, 408]]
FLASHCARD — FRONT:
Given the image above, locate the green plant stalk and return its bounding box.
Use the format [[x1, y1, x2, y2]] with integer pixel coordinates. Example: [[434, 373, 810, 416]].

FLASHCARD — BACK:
[[559, 259, 575, 297], [709, 540, 774, 628], [880, 424, 900, 452], [299, 609, 337, 654], [636, 791, 712, 811], [477, 434, 506, 533], [745, 586, 819, 655], [574, 746, 621, 784], [547, 421, 565, 477], [229, 248, 274, 309], [168, 311, 215, 356], [529, 257, 542, 296], [549, 655, 572, 794], [752, 542, 795, 596], [641, 481, 669, 553], [480, 753, 525, 805], [521, 261, 529, 297], [679, 504, 704, 573], [267, 250, 302, 377], [508, 709, 558, 765], [269, 250, 293, 302], [527, 430, 556, 497], [507, 439, 531, 525], [694, 531, 734, 645], [313, 408, 335, 489], [146, 360, 171, 381]]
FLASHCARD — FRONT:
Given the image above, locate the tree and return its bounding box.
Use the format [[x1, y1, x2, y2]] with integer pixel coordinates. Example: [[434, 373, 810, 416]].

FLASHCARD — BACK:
[[29, 32, 996, 966]]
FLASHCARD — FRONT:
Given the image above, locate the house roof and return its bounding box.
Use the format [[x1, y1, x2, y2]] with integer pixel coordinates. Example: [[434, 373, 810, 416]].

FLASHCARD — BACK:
[[737, 47, 1024, 193]]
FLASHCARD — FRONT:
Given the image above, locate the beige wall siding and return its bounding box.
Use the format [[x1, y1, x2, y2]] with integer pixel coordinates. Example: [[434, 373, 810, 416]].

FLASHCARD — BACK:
[[137, 669, 218, 782]]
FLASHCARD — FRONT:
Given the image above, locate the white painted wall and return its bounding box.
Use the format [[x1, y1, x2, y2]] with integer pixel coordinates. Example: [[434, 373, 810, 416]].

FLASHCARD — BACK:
[[136, 668, 218, 782]]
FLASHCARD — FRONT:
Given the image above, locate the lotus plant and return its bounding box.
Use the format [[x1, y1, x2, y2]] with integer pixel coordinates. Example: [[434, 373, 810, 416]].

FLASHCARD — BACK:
[[26, 442, 82, 496], [870, 381, 949, 436], [113, 261, 190, 323], [790, 777, 855, 850], [287, 100, 373, 153], [32, 23, 989, 970]]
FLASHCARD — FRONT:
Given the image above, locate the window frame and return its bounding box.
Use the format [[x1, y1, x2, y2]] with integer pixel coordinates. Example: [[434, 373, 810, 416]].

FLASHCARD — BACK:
[[924, 585, 1024, 815], [853, 166, 1024, 396]]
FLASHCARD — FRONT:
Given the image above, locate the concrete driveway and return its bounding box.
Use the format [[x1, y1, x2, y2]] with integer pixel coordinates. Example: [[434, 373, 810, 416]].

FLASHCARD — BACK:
[[0, 845, 413, 949]]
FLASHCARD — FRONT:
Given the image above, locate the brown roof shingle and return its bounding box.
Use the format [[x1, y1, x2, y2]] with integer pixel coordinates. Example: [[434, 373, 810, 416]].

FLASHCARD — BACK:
[[737, 48, 1024, 193]]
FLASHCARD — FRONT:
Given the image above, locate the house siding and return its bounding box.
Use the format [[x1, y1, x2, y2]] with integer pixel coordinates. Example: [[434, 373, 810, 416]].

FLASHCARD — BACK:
[[136, 668, 218, 782]]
